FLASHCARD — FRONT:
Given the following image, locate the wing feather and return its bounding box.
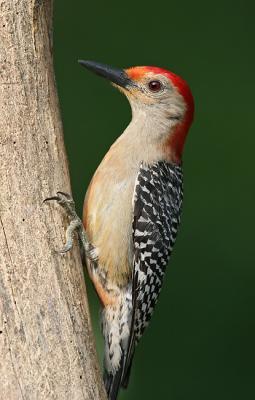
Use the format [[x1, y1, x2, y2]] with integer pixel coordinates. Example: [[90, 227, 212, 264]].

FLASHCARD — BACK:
[[121, 161, 183, 386]]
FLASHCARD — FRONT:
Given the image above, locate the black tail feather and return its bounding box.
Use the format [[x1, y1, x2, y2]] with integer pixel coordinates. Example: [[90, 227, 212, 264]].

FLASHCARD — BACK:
[[121, 356, 133, 389], [104, 363, 123, 400], [103, 353, 134, 400]]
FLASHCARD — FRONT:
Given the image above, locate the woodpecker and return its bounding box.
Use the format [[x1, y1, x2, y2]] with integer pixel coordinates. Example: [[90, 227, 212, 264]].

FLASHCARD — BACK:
[[45, 60, 194, 400]]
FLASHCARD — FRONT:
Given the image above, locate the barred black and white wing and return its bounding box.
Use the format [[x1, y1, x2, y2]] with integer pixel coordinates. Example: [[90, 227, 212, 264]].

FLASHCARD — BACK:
[[122, 161, 183, 385]]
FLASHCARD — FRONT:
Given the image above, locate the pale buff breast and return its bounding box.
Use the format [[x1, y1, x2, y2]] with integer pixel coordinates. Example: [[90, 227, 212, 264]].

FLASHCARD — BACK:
[[83, 145, 140, 287], [82, 108, 176, 287]]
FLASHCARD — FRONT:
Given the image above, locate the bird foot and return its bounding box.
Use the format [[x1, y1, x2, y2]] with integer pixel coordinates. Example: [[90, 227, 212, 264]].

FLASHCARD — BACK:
[[44, 191, 90, 256]]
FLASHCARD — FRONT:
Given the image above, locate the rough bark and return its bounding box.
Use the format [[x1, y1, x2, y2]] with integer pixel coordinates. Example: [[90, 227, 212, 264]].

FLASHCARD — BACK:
[[0, 1, 106, 399]]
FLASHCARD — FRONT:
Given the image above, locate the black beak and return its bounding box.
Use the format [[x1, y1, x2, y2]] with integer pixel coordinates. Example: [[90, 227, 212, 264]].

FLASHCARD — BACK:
[[78, 60, 132, 89]]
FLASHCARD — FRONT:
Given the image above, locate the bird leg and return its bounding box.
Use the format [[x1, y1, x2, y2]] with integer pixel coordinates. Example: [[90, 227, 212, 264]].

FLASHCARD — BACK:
[[43, 191, 91, 261]]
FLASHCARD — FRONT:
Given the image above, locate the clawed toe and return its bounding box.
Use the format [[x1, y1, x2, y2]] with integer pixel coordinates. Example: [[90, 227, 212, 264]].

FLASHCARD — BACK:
[[44, 191, 73, 204], [56, 191, 74, 204], [44, 191, 76, 217], [56, 244, 73, 254], [43, 195, 60, 203], [44, 191, 88, 256]]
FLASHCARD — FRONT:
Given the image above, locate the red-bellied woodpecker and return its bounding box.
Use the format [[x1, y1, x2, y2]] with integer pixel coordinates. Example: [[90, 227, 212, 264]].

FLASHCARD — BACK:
[[45, 61, 194, 400]]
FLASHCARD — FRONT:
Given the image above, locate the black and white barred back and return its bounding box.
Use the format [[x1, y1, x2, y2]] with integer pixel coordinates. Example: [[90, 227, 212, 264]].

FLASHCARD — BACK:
[[132, 161, 183, 344], [104, 161, 184, 397], [120, 161, 183, 389]]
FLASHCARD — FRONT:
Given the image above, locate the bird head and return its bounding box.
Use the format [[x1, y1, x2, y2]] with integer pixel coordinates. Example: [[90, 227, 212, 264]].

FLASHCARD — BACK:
[[79, 60, 194, 163]]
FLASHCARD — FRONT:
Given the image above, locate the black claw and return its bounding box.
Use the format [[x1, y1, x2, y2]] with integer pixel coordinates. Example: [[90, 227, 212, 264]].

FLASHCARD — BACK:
[[43, 191, 73, 205], [43, 196, 60, 203], [56, 191, 72, 199]]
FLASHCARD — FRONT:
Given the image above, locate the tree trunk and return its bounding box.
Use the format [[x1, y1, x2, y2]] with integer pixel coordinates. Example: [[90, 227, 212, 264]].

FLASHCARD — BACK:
[[0, 1, 106, 399]]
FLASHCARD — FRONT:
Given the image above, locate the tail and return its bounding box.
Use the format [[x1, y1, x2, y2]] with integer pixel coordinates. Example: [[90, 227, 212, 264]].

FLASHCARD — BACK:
[[101, 292, 133, 400], [121, 354, 134, 389], [103, 354, 124, 400], [103, 353, 134, 400]]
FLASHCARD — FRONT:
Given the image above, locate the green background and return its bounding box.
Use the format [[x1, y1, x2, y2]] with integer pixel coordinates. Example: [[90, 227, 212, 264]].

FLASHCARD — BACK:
[[54, 1, 255, 399]]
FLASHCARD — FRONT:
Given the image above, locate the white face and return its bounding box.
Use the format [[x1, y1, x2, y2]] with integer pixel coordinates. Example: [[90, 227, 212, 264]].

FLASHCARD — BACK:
[[109, 74, 182, 165], [123, 72, 187, 127]]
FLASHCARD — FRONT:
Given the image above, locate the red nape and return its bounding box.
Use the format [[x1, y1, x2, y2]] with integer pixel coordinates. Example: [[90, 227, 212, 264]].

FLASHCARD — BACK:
[[167, 116, 192, 163], [126, 65, 194, 162], [127, 66, 194, 119], [144, 67, 194, 162], [144, 66, 194, 119]]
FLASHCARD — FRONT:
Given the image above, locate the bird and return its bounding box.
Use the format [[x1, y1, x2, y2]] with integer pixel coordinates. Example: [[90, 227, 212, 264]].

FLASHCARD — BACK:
[[45, 60, 194, 400]]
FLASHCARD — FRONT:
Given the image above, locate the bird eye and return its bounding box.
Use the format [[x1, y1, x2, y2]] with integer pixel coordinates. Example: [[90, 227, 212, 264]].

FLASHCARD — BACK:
[[148, 80, 162, 92]]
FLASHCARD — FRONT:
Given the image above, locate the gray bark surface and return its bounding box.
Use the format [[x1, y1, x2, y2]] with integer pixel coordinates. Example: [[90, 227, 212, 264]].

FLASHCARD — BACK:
[[0, 1, 106, 399]]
